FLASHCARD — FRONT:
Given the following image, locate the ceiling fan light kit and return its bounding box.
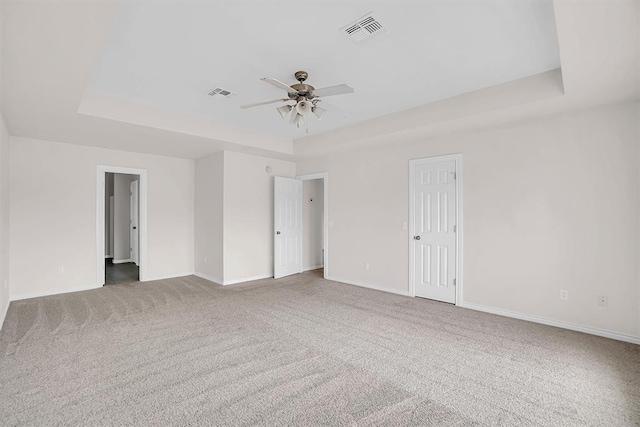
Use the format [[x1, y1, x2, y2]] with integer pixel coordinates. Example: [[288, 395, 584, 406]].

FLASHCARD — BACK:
[[276, 104, 293, 119], [241, 70, 354, 130], [295, 100, 313, 115]]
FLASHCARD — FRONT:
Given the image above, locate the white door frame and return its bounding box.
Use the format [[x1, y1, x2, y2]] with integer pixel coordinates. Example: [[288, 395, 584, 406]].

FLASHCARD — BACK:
[[130, 180, 139, 266], [408, 154, 463, 304], [296, 172, 329, 279], [96, 165, 148, 286]]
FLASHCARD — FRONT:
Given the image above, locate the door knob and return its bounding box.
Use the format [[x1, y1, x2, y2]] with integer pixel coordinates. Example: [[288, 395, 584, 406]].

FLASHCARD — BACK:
[[414, 235, 421, 240], [132, 226, 137, 230], [276, 231, 281, 235]]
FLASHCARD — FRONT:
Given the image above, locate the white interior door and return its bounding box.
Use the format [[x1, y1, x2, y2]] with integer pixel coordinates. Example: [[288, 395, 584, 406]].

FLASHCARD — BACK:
[[411, 159, 457, 303], [130, 180, 139, 266], [274, 176, 302, 279]]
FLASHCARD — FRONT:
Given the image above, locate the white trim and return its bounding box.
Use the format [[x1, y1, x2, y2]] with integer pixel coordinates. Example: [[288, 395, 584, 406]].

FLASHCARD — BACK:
[[144, 272, 195, 282], [326, 275, 410, 297], [408, 154, 463, 305], [11, 284, 102, 302], [302, 264, 323, 272], [0, 298, 9, 330], [105, 255, 113, 259], [460, 301, 640, 345], [223, 274, 272, 286], [193, 272, 223, 285], [296, 172, 329, 279], [112, 258, 132, 264], [97, 165, 148, 287]]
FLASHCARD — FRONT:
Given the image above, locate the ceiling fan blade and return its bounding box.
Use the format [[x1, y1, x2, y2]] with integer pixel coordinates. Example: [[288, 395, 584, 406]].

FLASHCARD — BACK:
[[240, 98, 290, 109], [261, 77, 298, 96], [312, 84, 355, 98]]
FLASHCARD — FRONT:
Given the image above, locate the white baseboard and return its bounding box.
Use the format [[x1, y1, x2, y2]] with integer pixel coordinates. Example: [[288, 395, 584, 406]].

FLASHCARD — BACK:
[[459, 301, 640, 345], [112, 258, 132, 264], [223, 274, 272, 286], [194, 272, 272, 286], [143, 272, 195, 282], [302, 264, 323, 272], [193, 272, 223, 286], [11, 284, 103, 302], [105, 255, 113, 259], [326, 275, 410, 297]]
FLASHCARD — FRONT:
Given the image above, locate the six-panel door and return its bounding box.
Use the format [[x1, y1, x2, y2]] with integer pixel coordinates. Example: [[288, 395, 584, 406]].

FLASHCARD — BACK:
[[412, 160, 457, 303]]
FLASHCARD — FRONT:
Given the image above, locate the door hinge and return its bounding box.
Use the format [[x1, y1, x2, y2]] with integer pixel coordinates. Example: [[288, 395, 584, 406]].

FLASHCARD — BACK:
[[453, 225, 457, 233], [453, 172, 456, 180], [453, 278, 457, 286]]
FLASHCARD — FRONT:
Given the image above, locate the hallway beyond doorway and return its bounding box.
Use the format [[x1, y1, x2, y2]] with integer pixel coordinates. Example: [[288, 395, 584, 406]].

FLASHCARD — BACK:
[[105, 259, 139, 285]]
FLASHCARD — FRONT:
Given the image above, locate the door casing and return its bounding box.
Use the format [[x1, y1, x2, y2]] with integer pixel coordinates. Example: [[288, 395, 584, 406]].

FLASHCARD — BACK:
[[408, 154, 463, 304], [130, 180, 139, 266]]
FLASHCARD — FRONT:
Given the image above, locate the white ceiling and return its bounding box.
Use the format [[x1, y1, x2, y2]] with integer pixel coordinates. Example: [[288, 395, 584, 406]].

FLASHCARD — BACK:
[[1, 1, 638, 159], [87, 1, 561, 139]]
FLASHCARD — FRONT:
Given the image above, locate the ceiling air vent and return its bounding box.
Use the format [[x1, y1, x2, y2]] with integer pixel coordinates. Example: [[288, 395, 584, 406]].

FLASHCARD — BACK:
[[207, 88, 235, 98], [341, 12, 388, 43]]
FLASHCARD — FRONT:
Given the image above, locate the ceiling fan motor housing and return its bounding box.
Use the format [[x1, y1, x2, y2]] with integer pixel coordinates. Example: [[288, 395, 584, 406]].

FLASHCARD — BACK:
[[290, 83, 315, 99], [290, 71, 316, 99]]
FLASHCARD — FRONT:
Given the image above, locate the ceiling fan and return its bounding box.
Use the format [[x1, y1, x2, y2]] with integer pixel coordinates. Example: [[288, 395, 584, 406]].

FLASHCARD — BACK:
[[240, 71, 354, 130]]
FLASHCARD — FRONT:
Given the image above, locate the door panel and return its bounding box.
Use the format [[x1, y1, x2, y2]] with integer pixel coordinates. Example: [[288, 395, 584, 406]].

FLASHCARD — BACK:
[[274, 177, 302, 279], [412, 160, 456, 303]]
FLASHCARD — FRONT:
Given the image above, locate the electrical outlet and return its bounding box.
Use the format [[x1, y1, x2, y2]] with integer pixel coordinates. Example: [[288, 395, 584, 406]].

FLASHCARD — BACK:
[[364, 261, 370, 271], [597, 295, 608, 307], [560, 289, 568, 300], [58, 266, 64, 274]]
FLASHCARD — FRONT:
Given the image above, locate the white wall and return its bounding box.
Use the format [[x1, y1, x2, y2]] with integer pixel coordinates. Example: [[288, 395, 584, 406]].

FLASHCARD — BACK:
[[222, 151, 296, 283], [113, 173, 138, 261], [9, 137, 194, 299], [194, 152, 224, 283], [302, 179, 324, 271], [296, 102, 640, 339], [0, 6, 10, 328], [0, 113, 10, 327], [194, 151, 296, 285]]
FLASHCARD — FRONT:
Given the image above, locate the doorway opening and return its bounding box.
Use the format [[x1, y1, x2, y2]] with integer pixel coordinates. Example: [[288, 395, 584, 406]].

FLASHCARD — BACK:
[[104, 173, 140, 285], [273, 173, 328, 279], [301, 178, 325, 274], [96, 166, 148, 287]]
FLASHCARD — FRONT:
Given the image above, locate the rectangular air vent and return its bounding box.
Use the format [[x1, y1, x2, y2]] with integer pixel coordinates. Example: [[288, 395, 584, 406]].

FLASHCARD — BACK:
[[207, 88, 235, 98], [341, 12, 388, 43]]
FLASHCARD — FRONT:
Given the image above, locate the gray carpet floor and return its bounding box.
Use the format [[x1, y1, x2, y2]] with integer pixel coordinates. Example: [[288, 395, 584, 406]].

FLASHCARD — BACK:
[[0, 270, 638, 426]]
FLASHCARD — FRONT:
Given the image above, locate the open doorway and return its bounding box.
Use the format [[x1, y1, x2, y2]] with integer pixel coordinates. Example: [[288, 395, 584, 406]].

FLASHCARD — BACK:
[[97, 165, 147, 287], [298, 173, 328, 278], [104, 173, 140, 285], [273, 172, 328, 280], [301, 178, 324, 274]]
